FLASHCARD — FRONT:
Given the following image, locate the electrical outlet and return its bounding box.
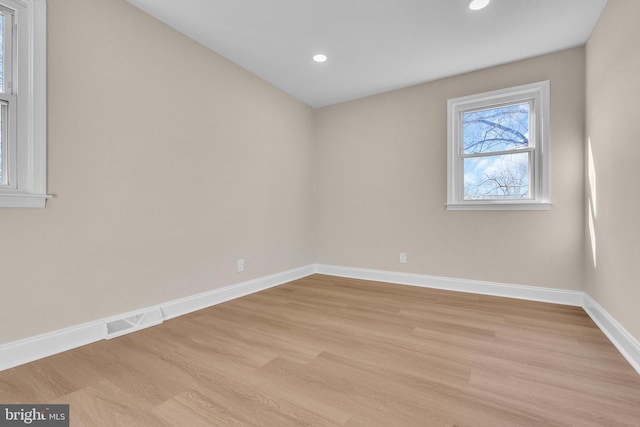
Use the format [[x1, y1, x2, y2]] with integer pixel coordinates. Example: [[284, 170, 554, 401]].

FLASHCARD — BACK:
[[400, 252, 408, 264], [237, 258, 245, 272]]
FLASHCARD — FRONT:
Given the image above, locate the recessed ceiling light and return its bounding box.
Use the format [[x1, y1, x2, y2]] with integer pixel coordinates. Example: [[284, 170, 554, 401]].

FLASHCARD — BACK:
[[468, 0, 490, 11], [313, 54, 328, 63]]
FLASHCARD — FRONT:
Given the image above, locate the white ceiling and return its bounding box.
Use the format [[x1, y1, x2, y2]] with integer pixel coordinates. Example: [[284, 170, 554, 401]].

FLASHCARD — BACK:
[[126, 0, 607, 108]]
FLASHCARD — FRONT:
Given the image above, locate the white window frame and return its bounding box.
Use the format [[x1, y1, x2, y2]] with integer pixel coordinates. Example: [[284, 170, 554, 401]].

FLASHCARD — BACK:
[[446, 81, 551, 211], [0, 0, 48, 208]]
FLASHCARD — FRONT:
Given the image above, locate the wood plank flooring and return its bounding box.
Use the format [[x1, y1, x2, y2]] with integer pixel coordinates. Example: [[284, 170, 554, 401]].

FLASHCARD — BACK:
[[1, 274, 639, 426]]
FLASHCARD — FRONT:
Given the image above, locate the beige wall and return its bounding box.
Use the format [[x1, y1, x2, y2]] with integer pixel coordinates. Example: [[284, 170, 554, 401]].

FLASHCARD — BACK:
[[586, 0, 640, 341], [315, 48, 586, 290], [0, 0, 315, 344]]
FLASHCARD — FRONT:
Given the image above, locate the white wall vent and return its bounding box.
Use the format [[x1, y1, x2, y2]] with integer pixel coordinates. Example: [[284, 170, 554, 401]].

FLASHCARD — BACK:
[[104, 307, 163, 339]]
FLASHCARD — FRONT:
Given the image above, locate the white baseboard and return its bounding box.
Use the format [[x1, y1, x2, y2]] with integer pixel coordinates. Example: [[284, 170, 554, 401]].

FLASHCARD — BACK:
[[0, 321, 105, 372], [2, 263, 638, 377], [0, 265, 315, 372], [583, 295, 640, 375], [315, 264, 584, 306], [160, 265, 314, 320]]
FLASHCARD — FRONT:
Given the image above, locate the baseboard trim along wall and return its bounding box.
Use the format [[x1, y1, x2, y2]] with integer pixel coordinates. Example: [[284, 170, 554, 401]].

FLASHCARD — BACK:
[[315, 264, 585, 306], [0, 265, 315, 371], [1, 263, 638, 376], [583, 294, 640, 374], [0, 321, 106, 373]]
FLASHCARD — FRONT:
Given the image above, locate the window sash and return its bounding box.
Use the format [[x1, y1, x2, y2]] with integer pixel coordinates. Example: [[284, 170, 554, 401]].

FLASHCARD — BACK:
[[0, 92, 16, 188], [457, 100, 536, 202], [0, 4, 14, 94], [461, 100, 533, 156], [462, 151, 534, 201], [0, 5, 13, 187]]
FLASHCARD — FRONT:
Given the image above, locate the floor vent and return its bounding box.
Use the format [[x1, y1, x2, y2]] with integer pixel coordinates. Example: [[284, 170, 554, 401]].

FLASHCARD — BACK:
[[105, 308, 163, 339]]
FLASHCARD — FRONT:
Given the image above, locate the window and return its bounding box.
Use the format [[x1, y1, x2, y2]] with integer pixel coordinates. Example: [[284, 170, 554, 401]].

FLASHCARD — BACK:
[[447, 81, 550, 211], [0, 0, 47, 208]]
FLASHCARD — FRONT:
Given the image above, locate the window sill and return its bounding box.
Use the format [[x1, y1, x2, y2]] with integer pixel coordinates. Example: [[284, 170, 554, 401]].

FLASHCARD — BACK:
[[446, 201, 551, 211], [0, 193, 53, 208]]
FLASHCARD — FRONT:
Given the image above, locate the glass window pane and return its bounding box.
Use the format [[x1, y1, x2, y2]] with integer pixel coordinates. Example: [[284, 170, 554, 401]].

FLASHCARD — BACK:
[[463, 103, 529, 154], [0, 13, 3, 91], [464, 152, 530, 200]]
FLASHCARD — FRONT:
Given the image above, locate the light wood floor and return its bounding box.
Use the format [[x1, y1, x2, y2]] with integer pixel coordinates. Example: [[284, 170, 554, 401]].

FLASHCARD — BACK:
[[1, 274, 639, 426]]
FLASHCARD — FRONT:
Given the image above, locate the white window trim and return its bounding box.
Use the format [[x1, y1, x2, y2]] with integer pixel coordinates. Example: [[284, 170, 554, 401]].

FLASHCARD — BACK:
[[0, 0, 49, 208], [446, 81, 551, 211]]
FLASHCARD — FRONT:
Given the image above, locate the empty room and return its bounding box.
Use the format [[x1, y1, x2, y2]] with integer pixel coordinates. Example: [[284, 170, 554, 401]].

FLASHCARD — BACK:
[[1, 0, 639, 425]]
